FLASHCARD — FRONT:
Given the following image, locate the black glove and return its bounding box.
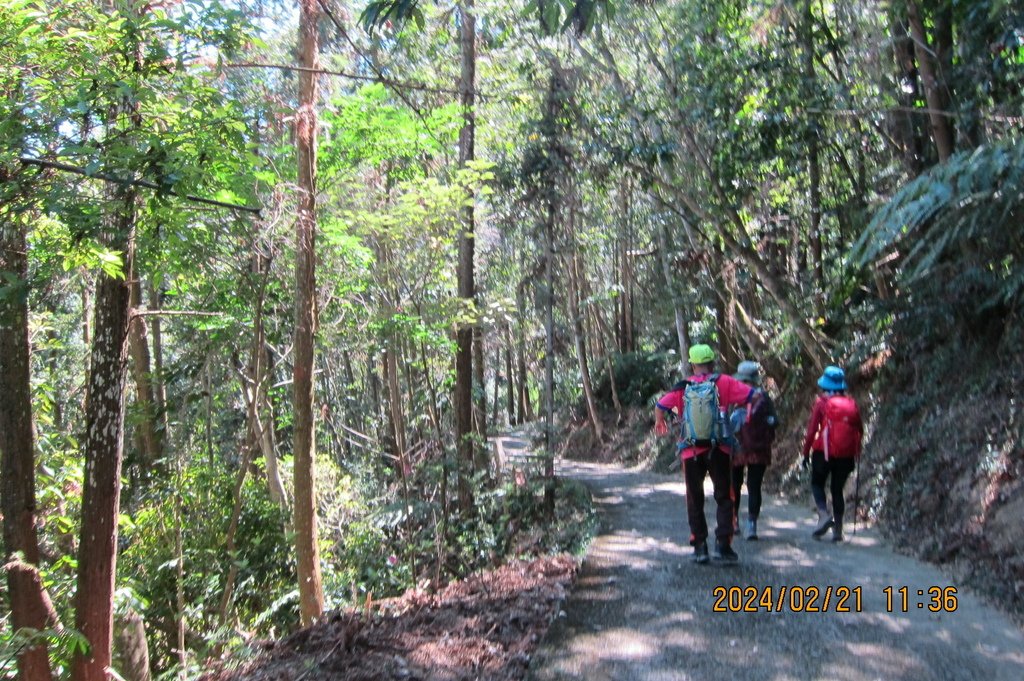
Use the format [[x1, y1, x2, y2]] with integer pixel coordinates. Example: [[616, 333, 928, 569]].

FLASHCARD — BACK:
[[801, 456, 809, 471]]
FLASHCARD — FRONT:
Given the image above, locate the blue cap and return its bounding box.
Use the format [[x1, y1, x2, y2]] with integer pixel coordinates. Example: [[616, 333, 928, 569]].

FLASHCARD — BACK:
[[817, 365, 847, 392]]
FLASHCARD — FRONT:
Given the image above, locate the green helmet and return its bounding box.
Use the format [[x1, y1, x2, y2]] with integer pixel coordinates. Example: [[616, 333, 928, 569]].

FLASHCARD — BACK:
[[688, 344, 715, 365]]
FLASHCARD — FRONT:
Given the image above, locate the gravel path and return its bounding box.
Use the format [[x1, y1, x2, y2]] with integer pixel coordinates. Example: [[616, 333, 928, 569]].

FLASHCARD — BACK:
[[528, 460, 1024, 681]]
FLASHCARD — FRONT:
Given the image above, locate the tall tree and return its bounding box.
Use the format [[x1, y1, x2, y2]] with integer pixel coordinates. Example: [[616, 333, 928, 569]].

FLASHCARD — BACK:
[[72, 2, 143, 676], [72, 183, 137, 681], [0, 210, 55, 681], [906, 0, 955, 161], [293, 0, 325, 625], [802, 0, 824, 292], [455, 0, 481, 506]]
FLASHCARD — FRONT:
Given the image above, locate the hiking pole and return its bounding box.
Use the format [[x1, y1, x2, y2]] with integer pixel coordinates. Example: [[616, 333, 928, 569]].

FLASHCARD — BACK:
[[853, 457, 860, 537]]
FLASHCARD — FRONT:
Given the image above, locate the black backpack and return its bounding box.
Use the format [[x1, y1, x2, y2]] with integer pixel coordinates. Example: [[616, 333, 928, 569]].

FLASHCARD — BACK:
[[736, 388, 777, 451]]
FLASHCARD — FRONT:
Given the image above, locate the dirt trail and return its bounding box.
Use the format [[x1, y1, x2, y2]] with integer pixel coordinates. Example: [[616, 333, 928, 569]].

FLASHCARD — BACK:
[[528, 459, 1024, 681]]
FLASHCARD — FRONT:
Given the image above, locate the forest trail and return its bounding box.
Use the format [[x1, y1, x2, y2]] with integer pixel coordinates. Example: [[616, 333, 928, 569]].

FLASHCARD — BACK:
[[527, 459, 1024, 681]]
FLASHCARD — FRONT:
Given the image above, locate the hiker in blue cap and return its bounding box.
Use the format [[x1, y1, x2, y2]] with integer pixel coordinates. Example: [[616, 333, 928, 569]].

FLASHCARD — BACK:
[[800, 365, 864, 541]]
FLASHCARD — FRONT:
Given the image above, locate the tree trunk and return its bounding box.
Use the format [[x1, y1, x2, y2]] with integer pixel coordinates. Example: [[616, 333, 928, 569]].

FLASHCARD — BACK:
[[245, 244, 286, 508], [515, 284, 531, 424], [341, 350, 356, 459], [715, 270, 739, 371], [656, 221, 690, 373], [113, 610, 151, 681], [473, 326, 488, 472], [803, 0, 824, 292], [543, 199, 556, 513], [72, 186, 137, 681], [203, 359, 214, 464], [504, 325, 516, 425], [455, 0, 478, 509], [590, 301, 623, 421], [568, 250, 603, 441], [907, 0, 954, 162], [127, 279, 163, 483], [0, 216, 55, 681], [619, 181, 636, 354], [490, 344, 500, 428], [293, 0, 324, 626], [217, 435, 254, 623], [890, 12, 925, 175], [146, 281, 169, 451], [385, 344, 407, 461]]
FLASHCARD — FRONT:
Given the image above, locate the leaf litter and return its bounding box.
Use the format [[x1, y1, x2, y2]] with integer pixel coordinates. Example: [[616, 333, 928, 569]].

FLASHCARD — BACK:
[[204, 555, 577, 681]]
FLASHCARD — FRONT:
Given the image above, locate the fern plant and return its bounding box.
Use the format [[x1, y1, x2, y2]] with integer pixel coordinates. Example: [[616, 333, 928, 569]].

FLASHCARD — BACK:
[[854, 138, 1024, 308]]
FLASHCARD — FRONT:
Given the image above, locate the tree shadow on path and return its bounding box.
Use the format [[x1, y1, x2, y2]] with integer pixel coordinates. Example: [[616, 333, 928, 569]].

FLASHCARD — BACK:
[[529, 461, 1024, 681]]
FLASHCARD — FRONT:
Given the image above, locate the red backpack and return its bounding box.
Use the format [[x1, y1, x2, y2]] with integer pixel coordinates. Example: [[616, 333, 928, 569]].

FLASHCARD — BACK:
[[823, 396, 861, 459]]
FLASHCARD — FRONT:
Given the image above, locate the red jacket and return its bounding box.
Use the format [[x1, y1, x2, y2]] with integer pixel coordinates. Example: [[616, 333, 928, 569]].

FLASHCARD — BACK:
[[657, 373, 754, 460], [802, 394, 864, 459]]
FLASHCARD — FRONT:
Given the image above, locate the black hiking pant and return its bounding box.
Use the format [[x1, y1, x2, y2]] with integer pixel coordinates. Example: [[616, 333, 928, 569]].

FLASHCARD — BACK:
[[732, 463, 767, 521], [683, 448, 734, 547], [810, 451, 856, 525]]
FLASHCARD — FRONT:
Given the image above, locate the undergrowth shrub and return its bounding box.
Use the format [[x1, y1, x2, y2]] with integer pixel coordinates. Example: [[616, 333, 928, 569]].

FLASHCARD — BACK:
[[119, 462, 294, 670], [593, 352, 674, 409]]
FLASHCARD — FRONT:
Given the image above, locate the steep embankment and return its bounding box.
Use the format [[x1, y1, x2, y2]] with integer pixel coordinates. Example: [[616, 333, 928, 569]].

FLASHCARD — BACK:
[[863, 322, 1024, 620]]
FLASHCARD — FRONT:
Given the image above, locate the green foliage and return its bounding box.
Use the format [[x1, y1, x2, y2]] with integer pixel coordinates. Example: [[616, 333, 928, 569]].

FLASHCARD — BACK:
[[360, 0, 427, 33], [0, 627, 88, 680], [524, 0, 616, 35], [321, 461, 594, 606], [855, 139, 1024, 308], [593, 352, 674, 408], [359, 0, 614, 36], [9, 0, 1024, 670], [119, 463, 294, 667], [320, 84, 461, 186]]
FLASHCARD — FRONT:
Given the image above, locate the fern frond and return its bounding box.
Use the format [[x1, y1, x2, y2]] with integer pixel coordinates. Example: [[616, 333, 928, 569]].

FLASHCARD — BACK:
[[855, 139, 1024, 291]]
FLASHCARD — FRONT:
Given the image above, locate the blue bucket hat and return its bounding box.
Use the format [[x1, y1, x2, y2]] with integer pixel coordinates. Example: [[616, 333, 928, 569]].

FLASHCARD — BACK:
[[817, 365, 847, 392]]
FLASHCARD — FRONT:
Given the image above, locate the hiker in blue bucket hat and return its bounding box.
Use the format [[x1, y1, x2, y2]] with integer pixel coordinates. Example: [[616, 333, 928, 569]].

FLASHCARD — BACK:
[[800, 365, 864, 542], [817, 365, 847, 392]]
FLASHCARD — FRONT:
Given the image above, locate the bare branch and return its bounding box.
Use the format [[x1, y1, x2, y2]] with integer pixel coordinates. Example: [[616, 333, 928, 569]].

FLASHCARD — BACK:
[[18, 157, 261, 214], [225, 60, 463, 96]]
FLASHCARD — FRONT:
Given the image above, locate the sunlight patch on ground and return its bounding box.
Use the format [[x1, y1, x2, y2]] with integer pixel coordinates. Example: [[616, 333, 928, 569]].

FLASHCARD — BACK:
[[757, 544, 818, 568], [569, 629, 661, 661], [652, 611, 697, 627], [976, 641, 1024, 666], [867, 613, 914, 635], [625, 481, 685, 498], [838, 643, 927, 678]]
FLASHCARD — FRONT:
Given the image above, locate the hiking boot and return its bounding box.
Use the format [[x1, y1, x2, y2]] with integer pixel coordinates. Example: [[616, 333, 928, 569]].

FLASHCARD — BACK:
[[812, 509, 834, 538], [714, 542, 739, 564], [746, 518, 758, 541], [832, 523, 844, 543], [693, 542, 709, 564]]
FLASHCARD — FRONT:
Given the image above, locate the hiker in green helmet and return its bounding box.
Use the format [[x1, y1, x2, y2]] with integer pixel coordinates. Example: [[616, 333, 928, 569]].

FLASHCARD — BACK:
[[801, 365, 864, 542], [654, 344, 755, 564], [729, 361, 778, 541]]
